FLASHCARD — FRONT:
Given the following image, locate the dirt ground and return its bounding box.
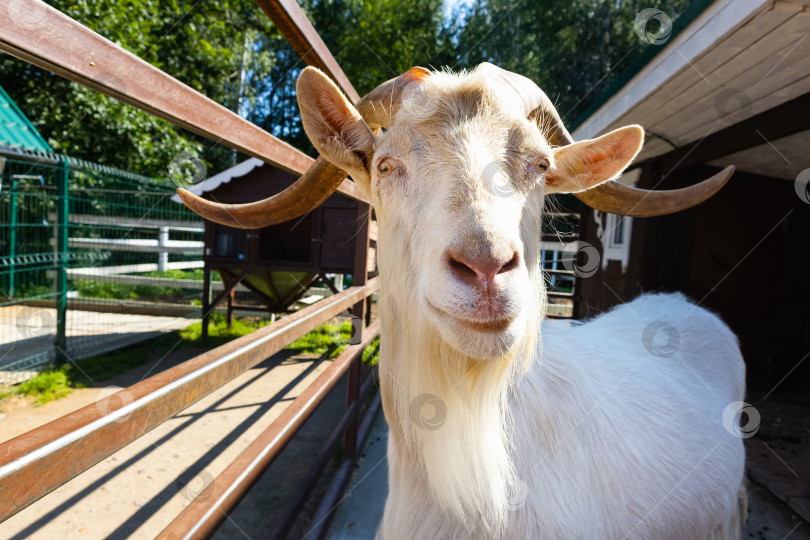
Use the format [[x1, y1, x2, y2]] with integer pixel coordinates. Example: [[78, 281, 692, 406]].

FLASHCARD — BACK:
[[0, 345, 351, 539]]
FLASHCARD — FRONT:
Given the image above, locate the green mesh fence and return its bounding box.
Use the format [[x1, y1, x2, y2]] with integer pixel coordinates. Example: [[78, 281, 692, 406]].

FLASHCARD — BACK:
[[0, 150, 206, 375]]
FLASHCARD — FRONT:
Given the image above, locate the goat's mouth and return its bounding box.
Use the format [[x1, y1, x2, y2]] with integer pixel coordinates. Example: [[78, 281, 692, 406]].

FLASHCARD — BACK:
[[427, 300, 515, 334]]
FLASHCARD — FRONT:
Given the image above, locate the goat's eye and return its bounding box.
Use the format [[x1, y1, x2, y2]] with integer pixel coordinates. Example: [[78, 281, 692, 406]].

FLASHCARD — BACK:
[[377, 159, 398, 178], [536, 158, 549, 172]]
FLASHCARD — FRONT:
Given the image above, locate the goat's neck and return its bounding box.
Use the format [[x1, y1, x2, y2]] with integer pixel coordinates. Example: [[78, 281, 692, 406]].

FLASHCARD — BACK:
[[377, 270, 542, 532]]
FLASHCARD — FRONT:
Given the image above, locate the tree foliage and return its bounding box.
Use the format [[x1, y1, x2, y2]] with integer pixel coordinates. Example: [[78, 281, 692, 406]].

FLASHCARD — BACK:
[[0, 0, 696, 178], [0, 0, 280, 176], [450, 0, 692, 125], [252, 0, 446, 151]]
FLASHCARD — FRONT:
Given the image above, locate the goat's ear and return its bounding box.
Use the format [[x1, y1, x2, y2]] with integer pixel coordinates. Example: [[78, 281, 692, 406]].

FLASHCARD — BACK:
[[296, 67, 375, 193], [545, 125, 644, 194]]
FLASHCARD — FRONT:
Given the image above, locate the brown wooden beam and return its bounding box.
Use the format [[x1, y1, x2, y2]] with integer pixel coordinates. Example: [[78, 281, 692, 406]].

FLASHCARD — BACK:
[[255, 0, 360, 103]]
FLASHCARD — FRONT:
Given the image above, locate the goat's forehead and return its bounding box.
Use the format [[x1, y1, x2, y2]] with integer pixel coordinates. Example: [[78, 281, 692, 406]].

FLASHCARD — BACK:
[[399, 83, 506, 129], [387, 77, 550, 150], [379, 109, 547, 162]]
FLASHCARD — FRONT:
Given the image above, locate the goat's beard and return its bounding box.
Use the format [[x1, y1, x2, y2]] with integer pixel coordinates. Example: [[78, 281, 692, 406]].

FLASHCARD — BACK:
[[378, 267, 544, 535]]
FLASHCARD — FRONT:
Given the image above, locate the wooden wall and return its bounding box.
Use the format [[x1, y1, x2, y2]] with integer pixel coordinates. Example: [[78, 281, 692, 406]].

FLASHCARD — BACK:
[[576, 164, 810, 391], [201, 164, 369, 274]]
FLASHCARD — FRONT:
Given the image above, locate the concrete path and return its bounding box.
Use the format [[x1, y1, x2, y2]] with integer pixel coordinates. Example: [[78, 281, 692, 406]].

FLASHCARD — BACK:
[[1, 347, 346, 539], [327, 413, 389, 540], [744, 392, 810, 530], [0, 305, 192, 377]]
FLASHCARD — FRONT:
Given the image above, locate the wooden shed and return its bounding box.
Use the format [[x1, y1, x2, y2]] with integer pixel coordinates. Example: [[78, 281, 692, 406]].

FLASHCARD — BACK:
[[569, 0, 810, 392], [171, 157, 377, 324]]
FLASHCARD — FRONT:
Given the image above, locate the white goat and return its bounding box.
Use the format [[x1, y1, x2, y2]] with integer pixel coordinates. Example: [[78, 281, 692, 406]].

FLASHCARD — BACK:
[[179, 63, 745, 539]]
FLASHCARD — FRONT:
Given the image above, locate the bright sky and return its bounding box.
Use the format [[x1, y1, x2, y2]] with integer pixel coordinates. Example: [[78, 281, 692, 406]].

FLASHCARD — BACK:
[[444, 0, 473, 17]]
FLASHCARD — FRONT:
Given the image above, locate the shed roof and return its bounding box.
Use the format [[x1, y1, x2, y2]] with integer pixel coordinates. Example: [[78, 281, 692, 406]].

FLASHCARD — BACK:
[[169, 157, 266, 203], [572, 0, 810, 180], [0, 84, 51, 152]]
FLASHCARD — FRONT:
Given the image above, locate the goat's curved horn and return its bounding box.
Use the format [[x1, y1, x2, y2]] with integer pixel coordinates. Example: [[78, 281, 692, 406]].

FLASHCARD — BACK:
[[575, 165, 735, 218], [481, 63, 733, 217], [175, 67, 431, 229]]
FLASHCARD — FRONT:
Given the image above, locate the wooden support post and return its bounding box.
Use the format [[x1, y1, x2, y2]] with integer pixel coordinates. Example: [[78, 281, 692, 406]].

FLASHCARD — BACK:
[[227, 288, 235, 328], [345, 202, 370, 459], [201, 266, 211, 339]]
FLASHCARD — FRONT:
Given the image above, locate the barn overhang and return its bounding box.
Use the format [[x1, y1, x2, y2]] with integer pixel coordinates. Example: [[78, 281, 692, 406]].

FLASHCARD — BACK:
[[573, 0, 810, 181]]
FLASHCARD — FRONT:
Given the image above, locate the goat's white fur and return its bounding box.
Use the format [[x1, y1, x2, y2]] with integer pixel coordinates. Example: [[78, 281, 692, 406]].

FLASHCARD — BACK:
[[296, 64, 746, 540], [380, 293, 745, 539]]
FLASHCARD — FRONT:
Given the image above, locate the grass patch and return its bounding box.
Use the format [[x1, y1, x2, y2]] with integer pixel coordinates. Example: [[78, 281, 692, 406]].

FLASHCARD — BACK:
[[3, 370, 76, 405], [63, 332, 183, 383], [285, 323, 347, 357], [71, 269, 222, 302], [1, 315, 380, 406], [362, 335, 381, 366], [67, 314, 269, 382], [285, 322, 381, 365], [2, 314, 270, 405], [179, 314, 270, 348], [136, 269, 218, 281]]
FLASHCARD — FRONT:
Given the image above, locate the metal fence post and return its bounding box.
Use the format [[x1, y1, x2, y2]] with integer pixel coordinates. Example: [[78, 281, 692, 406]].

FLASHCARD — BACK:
[[157, 226, 169, 272], [54, 157, 69, 365], [345, 202, 370, 459], [8, 174, 17, 297]]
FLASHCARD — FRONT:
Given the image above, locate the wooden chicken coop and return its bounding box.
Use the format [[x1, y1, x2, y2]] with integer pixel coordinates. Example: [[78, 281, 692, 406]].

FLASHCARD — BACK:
[[173, 157, 377, 333]]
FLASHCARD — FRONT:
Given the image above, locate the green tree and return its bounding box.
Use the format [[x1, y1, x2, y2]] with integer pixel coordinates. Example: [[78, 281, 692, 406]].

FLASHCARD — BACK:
[[251, 0, 446, 152], [0, 0, 279, 177], [0, 0, 698, 179], [449, 0, 692, 125]]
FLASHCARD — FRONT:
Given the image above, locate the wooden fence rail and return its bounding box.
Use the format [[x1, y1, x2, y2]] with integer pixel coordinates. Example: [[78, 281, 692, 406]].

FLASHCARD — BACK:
[[0, 279, 378, 521], [159, 320, 381, 539]]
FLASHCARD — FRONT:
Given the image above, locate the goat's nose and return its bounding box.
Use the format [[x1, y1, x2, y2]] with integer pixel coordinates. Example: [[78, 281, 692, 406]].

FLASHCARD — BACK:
[[446, 248, 520, 288]]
